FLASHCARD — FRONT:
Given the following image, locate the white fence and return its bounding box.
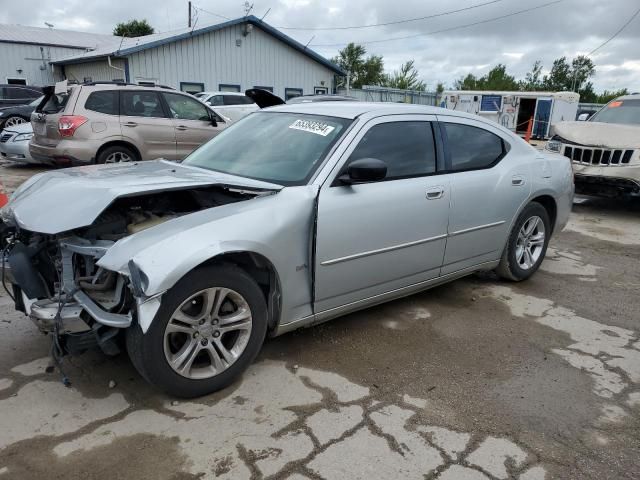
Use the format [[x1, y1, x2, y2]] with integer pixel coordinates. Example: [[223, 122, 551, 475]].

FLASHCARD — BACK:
[[337, 85, 438, 105]]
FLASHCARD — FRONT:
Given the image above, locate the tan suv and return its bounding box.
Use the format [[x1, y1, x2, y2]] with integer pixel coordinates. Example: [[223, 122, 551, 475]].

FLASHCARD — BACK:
[[30, 82, 226, 166]]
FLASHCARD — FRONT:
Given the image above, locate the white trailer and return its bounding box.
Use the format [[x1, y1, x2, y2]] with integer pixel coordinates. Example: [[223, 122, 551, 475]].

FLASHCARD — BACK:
[[440, 90, 580, 139]]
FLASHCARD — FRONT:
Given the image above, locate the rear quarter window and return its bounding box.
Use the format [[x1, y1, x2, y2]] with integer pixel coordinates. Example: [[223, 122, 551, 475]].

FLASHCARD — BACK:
[[85, 90, 119, 115], [443, 123, 505, 171]]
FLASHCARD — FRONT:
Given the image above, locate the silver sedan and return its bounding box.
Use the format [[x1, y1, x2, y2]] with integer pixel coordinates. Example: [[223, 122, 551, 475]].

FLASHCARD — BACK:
[[0, 122, 36, 164], [1, 103, 573, 397]]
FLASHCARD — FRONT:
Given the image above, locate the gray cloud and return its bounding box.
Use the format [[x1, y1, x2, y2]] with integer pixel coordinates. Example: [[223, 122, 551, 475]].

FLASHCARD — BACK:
[[1, 0, 638, 92]]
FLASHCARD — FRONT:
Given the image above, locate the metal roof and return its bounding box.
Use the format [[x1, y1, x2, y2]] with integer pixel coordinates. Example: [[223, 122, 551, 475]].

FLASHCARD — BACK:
[[51, 16, 345, 75], [0, 24, 114, 49]]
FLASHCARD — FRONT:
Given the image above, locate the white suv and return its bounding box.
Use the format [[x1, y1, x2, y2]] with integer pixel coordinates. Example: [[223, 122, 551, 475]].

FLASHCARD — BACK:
[[195, 91, 259, 122], [546, 94, 640, 197]]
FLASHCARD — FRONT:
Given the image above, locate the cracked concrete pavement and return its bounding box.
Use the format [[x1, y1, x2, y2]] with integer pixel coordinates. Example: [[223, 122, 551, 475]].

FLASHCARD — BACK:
[[0, 163, 639, 479]]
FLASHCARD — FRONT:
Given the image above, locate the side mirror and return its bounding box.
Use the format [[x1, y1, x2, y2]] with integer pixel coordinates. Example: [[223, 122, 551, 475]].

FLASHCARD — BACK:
[[338, 158, 387, 185], [577, 113, 590, 121]]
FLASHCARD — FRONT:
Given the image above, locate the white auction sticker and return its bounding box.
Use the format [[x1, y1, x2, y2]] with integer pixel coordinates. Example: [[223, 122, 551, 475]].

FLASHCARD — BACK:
[[289, 119, 335, 136]]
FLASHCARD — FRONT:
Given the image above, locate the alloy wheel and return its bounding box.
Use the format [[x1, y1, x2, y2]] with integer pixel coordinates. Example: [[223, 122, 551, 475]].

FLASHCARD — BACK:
[[4, 116, 26, 127], [163, 287, 253, 380], [104, 151, 132, 163], [515, 216, 546, 270]]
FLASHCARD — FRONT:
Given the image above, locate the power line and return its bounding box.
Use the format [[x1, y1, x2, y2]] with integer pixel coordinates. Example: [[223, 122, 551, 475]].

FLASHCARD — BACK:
[[193, 5, 231, 21], [310, 0, 562, 47], [276, 0, 503, 31], [587, 5, 640, 56]]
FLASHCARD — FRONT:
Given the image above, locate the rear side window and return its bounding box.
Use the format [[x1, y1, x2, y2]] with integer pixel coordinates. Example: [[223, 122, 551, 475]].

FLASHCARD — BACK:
[[443, 123, 504, 171], [121, 91, 166, 118], [223, 95, 254, 105], [347, 121, 436, 180], [85, 91, 118, 115]]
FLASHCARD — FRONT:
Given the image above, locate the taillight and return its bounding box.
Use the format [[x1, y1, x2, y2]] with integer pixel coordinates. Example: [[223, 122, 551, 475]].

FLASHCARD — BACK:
[[58, 115, 88, 137]]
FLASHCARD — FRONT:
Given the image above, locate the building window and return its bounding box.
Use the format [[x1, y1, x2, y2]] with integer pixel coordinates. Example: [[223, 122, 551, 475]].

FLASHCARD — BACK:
[[180, 82, 205, 95], [285, 88, 303, 100], [219, 84, 241, 93], [6, 78, 27, 85], [314, 87, 328, 95], [253, 86, 273, 92]]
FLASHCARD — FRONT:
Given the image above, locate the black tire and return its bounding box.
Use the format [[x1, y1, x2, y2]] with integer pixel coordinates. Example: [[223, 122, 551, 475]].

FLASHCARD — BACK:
[[496, 202, 551, 281], [95, 145, 138, 164], [126, 264, 268, 398]]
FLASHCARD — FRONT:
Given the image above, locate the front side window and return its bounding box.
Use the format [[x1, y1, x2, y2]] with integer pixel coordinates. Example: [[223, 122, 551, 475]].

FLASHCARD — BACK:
[[347, 121, 436, 180], [590, 99, 640, 125], [163, 92, 210, 121], [183, 112, 351, 186], [223, 95, 254, 105], [443, 123, 504, 171], [206, 95, 224, 106], [121, 91, 165, 118], [85, 90, 118, 115]]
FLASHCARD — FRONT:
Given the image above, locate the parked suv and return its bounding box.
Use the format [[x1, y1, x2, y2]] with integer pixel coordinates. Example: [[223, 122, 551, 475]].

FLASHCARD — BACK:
[[195, 91, 258, 122], [546, 94, 640, 197], [30, 82, 226, 166]]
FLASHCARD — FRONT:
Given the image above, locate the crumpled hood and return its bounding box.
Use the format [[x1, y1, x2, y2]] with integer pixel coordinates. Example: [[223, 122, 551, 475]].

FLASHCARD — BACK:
[[553, 121, 640, 148], [5, 159, 282, 234]]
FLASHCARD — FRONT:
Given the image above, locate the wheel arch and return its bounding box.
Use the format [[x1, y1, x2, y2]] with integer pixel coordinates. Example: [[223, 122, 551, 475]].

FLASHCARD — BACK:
[[192, 251, 283, 335], [95, 140, 141, 163], [529, 194, 557, 234]]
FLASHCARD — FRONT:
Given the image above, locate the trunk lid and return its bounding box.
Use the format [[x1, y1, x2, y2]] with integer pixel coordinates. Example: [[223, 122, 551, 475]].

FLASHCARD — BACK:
[[30, 82, 73, 147]]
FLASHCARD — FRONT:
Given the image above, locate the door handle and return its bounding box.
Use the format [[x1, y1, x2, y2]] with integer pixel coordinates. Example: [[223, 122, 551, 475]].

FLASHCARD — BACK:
[[426, 186, 445, 200], [512, 175, 526, 186], [123, 122, 137, 127], [175, 125, 188, 131]]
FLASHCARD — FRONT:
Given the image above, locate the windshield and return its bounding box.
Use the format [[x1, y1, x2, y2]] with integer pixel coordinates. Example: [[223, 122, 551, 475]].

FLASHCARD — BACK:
[[590, 99, 640, 125], [183, 112, 351, 186]]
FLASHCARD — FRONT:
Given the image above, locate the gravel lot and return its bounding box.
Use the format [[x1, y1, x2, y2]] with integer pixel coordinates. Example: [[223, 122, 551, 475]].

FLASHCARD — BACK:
[[1, 162, 639, 479]]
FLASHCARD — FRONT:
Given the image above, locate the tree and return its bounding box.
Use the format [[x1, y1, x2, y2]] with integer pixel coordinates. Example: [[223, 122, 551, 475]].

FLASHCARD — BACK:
[[384, 60, 426, 91], [478, 64, 519, 90], [114, 19, 154, 37], [331, 43, 386, 89], [595, 88, 629, 104], [454, 73, 479, 90], [453, 64, 517, 90], [520, 60, 544, 91]]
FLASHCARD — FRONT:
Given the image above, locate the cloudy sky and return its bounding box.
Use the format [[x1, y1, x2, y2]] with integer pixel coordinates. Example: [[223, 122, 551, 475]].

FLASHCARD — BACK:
[[1, 0, 638, 93]]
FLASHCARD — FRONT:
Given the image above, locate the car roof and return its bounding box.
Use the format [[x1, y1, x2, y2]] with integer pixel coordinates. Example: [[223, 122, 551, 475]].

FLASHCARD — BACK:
[[265, 101, 493, 122], [613, 94, 640, 101]]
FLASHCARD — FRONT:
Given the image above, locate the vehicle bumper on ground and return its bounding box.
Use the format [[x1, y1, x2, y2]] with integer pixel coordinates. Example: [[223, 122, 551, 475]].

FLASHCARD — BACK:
[[29, 140, 95, 166]]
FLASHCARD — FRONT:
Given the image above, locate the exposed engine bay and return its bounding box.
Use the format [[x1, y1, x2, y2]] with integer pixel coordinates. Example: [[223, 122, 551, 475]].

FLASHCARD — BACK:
[[1, 185, 262, 357]]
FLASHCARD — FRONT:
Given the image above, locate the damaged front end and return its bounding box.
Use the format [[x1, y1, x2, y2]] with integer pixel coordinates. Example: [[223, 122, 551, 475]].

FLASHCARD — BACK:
[[1, 182, 270, 357]]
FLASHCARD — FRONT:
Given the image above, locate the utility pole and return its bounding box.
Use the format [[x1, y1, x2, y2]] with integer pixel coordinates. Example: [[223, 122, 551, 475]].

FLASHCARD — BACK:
[[188, 1, 192, 28]]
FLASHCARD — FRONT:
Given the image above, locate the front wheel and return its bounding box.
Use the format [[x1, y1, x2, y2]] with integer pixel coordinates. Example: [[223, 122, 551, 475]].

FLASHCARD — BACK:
[[496, 202, 551, 281], [126, 264, 268, 397], [3, 116, 27, 128]]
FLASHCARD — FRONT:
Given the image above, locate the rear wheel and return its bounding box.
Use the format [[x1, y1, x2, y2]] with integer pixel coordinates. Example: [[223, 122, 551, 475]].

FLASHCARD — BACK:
[[496, 202, 550, 281], [96, 145, 138, 164], [126, 264, 268, 397]]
